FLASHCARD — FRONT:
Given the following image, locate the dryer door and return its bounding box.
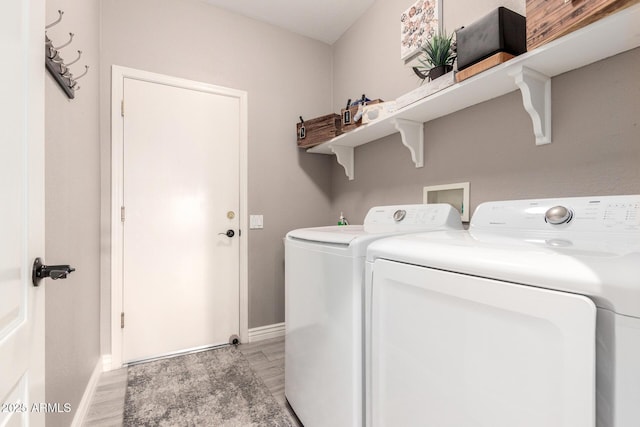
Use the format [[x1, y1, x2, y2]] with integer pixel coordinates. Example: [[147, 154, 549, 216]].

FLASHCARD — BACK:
[[368, 259, 596, 427]]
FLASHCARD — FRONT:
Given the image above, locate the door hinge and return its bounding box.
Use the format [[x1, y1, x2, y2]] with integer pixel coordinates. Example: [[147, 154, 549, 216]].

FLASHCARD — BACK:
[[121, 99, 124, 117], [121, 206, 125, 222], [121, 312, 125, 328]]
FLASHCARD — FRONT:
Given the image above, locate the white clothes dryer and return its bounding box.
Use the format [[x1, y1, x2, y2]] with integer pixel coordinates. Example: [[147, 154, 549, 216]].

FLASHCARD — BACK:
[[285, 204, 463, 427], [365, 195, 640, 427]]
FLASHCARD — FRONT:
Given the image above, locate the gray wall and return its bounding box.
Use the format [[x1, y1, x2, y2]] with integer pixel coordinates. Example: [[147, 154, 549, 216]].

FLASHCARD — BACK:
[[330, 0, 640, 223], [45, 0, 101, 425], [99, 0, 335, 340]]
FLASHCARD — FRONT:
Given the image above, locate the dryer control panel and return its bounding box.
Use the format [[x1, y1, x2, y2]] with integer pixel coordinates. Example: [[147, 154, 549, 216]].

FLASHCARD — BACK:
[[472, 195, 640, 232]]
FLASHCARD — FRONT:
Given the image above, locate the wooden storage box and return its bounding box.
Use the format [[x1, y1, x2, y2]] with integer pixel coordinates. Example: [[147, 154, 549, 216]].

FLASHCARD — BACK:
[[527, 0, 640, 50], [296, 113, 342, 148], [341, 99, 383, 132]]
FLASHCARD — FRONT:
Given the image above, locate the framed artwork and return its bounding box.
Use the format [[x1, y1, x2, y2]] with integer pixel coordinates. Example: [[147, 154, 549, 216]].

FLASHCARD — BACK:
[[400, 0, 442, 61]]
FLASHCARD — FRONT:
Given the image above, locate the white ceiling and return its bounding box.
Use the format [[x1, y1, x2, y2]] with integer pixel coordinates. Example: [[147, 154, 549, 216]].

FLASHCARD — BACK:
[[203, 0, 376, 44]]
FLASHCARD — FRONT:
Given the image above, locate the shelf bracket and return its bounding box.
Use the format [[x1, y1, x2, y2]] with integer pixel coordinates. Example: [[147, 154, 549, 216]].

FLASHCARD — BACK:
[[393, 118, 424, 167], [510, 66, 551, 145], [330, 145, 354, 181]]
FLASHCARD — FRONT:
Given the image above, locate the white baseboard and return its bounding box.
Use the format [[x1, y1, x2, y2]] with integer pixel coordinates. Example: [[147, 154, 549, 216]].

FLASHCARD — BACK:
[[102, 354, 113, 372], [70, 355, 107, 427], [247, 322, 285, 343]]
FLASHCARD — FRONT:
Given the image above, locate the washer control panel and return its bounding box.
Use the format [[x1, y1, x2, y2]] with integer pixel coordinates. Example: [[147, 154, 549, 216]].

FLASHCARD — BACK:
[[364, 204, 463, 230], [393, 209, 407, 222]]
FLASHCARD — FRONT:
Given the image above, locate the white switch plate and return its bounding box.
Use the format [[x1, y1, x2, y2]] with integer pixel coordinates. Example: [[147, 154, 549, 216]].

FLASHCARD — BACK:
[[249, 215, 264, 229]]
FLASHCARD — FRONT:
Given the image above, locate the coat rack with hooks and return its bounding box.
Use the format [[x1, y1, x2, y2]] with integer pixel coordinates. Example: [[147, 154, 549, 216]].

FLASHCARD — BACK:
[[45, 10, 89, 99]]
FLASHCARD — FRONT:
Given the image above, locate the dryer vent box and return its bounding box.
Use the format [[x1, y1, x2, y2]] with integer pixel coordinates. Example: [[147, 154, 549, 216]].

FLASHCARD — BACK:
[[423, 182, 470, 222]]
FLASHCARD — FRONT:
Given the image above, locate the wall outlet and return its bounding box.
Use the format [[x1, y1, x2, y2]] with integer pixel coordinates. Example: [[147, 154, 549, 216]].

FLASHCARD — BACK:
[[249, 215, 264, 229]]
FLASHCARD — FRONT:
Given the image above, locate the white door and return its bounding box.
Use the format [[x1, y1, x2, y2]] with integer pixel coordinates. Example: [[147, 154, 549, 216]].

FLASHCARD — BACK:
[[0, 1, 45, 425], [121, 77, 240, 363]]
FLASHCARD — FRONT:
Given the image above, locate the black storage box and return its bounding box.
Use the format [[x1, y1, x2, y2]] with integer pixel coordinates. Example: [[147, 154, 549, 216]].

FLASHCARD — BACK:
[[455, 7, 526, 71]]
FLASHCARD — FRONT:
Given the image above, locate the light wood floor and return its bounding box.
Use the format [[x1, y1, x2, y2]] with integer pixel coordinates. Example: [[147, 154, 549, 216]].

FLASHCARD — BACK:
[[82, 336, 301, 426]]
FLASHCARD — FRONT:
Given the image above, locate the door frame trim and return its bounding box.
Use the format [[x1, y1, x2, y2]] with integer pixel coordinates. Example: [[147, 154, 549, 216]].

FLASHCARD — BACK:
[[109, 65, 249, 368]]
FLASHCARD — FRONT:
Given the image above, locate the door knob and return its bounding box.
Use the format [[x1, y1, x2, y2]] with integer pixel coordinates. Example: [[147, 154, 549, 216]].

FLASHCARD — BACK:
[[219, 229, 235, 238], [32, 257, 76, 286]]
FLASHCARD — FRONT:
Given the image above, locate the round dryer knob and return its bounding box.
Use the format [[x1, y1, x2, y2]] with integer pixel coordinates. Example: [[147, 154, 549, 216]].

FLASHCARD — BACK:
[[545, 205, 573, 225], [393, 209, 406, 222]]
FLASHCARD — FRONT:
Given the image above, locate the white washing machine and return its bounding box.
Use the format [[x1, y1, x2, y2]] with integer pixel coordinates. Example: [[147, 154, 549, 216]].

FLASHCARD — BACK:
[[365, 195, 640, 427], [285, 204, 463, 427]]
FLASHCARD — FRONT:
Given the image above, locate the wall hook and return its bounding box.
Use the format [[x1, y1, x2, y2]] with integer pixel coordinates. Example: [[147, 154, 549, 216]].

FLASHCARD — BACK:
[[74, 65, 89, 80], [50, 61, 66, 76], [48, 48, 62, 62], [44, 13, 83, 100], [53, 32, 74, 50], [46, 10, 64, 29], [66, 50, 82, 66]]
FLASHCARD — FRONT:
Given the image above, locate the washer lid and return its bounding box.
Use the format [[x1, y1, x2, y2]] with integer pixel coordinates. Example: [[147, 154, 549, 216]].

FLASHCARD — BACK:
[[286, 203, 464, 245], [286, 223, 455, 245], [287, 225, 366, 245]]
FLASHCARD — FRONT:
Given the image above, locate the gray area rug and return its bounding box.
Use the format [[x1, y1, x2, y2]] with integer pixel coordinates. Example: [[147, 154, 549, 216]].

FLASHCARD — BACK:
[[123, 346, 294, 426]]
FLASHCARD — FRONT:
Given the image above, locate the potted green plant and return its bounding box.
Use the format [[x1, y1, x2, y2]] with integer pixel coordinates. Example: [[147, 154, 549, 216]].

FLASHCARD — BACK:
[[413, 31, 456, 81]]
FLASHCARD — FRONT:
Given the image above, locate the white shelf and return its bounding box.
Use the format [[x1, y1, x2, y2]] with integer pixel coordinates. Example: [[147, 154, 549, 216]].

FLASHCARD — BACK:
[[308, 3, 640, 180]]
